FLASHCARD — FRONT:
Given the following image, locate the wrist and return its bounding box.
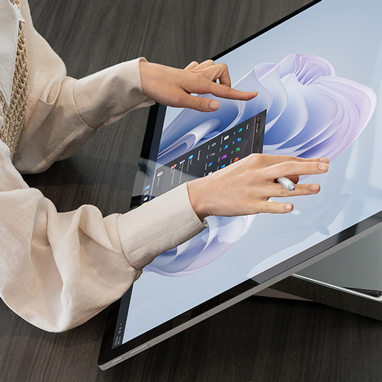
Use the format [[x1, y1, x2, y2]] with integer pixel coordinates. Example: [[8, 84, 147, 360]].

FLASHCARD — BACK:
[[187, 179, 209, 222], [139, 59, 151, 97]]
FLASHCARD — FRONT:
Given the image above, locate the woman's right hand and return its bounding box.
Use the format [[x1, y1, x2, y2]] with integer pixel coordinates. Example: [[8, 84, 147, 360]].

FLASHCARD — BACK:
[[139, 59, 257, 112], [187, 154, 329, 221]]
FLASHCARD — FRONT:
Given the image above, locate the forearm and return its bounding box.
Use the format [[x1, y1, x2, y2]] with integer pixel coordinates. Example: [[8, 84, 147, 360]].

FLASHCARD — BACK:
[[1, 144, 206, 332], [15, 26, 153, 173]]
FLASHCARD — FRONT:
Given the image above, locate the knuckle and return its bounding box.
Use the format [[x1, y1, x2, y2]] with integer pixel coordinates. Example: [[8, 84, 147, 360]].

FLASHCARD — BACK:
[[251, 153, 261, 159], [262, 201, 273, 214], [172, 94, 183, 106], [188, 61, 198, 68], [221, 85, 234, 98], [247, 153, 263, 168], [278, 185, 290, 197], [249, 153, 261, 163], [218, 62, 228, 71], [197, 97, 207, 110], [281, 161, 294, 174]]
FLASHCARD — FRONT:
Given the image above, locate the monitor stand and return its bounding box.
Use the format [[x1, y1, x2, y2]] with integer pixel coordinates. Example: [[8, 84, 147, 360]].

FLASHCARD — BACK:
[[266, 228, 382, 321]]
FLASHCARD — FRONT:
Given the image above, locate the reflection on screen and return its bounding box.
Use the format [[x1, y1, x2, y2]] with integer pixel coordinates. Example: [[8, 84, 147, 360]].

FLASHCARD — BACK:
[[151, 111, 265, 198]]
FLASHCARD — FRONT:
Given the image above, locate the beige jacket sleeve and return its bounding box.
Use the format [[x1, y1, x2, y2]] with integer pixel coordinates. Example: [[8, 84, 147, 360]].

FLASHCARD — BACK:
[[13, 7, 153, 173], [0, 0, 206, 332]]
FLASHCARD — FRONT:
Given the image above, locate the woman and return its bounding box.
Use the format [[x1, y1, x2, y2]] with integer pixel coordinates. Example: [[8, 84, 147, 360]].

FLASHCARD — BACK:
[[0, 0, 329, 331]]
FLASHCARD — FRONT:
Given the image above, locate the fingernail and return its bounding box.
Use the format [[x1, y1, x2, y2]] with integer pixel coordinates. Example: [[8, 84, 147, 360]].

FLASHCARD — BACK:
[[284, 203, 293, 211], [309, 184, 320, 192], [319, 157, 330, 163], [318, 162, 329, 171], [252, 91, 258, 96], [210, 101, 220, 110]]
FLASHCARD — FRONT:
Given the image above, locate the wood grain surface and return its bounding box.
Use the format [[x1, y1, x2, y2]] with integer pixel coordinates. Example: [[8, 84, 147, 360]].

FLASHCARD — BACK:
[[2, 0, 382, 381]]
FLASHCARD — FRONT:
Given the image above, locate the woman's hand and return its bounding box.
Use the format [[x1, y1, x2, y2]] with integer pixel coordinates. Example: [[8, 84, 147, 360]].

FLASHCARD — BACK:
[[187, 154, 330, 221], [139, 60, 329, 220], [139, 59, 257, 111]]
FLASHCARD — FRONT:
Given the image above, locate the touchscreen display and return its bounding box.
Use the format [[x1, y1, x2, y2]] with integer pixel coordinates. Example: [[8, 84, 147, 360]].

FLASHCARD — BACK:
[[150, 111, 265, 200], [113, 0, 382, 349]]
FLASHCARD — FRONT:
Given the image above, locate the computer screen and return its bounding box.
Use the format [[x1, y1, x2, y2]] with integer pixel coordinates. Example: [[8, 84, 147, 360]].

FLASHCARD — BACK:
[[99, 0, 382, 369]]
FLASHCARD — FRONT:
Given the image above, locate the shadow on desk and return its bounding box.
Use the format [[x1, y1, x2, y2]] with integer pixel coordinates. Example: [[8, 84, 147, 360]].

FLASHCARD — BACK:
[[1, 296, 382, 382]]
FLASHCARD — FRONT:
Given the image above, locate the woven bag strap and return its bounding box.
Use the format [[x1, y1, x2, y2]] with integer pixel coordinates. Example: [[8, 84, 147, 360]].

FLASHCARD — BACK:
[[0, 0, 29, 160]]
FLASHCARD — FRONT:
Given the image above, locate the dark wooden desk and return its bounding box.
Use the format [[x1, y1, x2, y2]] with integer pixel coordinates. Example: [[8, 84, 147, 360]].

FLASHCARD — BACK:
[[2, 0, 382, 380]]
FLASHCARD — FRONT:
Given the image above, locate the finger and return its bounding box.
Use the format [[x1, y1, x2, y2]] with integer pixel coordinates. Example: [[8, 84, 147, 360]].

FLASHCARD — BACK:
[[197, 80, 258, 101], [190, 62, 231, 85], [260, 182, 321, 200], [259, 160, 329, 181], [179, 94, 222, 112], [257, 200, 294, 214], [280, 182, 321, 195], [193, 59, 215, 70], [184, 61, 199, 70], [285, 155, 329, 163], [274, 175, 299, 184], [283, 161, 329, 178], [206, 63, 231, 87], [253, 154, 329, 168]]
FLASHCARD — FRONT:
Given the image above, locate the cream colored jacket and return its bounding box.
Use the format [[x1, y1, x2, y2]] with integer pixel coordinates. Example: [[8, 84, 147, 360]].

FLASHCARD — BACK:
[[0, 0, 206, 331]]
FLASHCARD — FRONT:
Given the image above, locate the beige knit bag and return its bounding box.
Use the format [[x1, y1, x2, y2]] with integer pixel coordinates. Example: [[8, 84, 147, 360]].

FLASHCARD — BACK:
[[0, 0, 29, 160]]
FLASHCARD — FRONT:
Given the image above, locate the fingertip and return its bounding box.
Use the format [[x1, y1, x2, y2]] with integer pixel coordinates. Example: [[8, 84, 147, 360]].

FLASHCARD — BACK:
[[244, 91, 258, 100], [318, 162, 329, 171], [209, 100, 220, 111], [309, 184, 320, 193], [241, 90, 258, 100], [284, 203, 293, 212]]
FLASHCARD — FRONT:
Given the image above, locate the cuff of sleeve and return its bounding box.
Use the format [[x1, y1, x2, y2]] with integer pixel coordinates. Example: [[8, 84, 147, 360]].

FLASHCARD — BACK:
[[73, 58, 154, 129], [117, 182, 207, 271]]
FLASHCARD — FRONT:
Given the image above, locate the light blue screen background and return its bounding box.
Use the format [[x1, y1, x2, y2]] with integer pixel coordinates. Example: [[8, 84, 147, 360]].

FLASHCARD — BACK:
[[123, 0, 382, 344]]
